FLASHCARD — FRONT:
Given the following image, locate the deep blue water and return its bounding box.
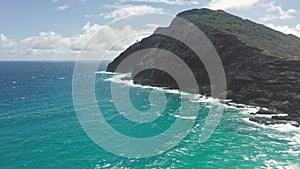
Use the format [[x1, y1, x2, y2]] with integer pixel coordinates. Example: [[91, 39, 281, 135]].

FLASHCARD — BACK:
[[1, 61, 299, 169]]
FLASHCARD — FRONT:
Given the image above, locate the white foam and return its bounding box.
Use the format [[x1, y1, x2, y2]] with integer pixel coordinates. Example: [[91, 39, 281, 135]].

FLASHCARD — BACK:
[[277, 113, 289, 117], [105, 73, 191, 95], [189, 95, 221, 104], [243, 118, 300, 132], [264, 159, 300, 169], [288, 134, 300, 145], [243, 155, 250, 161], [266, 123, 300, 133], [244, 153, 267, 162], [253, 113, 289, 118], [243, 117, 300, 158], [102, 163, 111, 168], [285, 148, 300, 156], [104, 73, 265, 111], [105, 73, 131, 83], [239, 107, 260, 115], [59, 77, 65, 80], [95, 71, 119, 75], [173, 114, 197, 120], [14, 96, 27, 101], [226, 102, 246, 107]]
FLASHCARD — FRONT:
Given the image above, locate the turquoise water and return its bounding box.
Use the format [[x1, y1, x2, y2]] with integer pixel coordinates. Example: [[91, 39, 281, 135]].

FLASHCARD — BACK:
[[1, 61, 299, 168]]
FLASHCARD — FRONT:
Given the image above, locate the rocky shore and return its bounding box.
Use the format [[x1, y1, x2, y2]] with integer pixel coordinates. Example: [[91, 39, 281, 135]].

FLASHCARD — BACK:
[[107, 8, 300, 127]]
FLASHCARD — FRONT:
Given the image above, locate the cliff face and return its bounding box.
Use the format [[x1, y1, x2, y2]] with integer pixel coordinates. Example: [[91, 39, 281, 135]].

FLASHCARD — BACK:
[[107, 8, 300, 126]]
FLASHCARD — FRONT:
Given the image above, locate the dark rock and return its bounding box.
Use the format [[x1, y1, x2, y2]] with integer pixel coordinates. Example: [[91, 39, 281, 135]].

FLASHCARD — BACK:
[[249, 117, 285, 125], [255, 108, 282, 115], [271, 116, 300, 127], [249, 116, 299, 127]]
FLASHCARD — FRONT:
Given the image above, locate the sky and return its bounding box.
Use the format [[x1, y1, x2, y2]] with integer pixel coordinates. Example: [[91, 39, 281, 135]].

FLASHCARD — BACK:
[[0, 0, 299, 60]]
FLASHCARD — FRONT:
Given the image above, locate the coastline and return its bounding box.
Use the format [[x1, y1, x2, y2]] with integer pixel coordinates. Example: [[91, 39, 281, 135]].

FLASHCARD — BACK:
[[104, 71, 299, 127]]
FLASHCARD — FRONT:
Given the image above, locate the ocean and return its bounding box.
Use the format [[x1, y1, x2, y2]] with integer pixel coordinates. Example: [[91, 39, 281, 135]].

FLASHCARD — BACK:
[[1, 61, 299, 168]]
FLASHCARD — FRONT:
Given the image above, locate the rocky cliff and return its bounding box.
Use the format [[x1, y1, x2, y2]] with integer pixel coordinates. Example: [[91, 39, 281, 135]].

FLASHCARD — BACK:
[[107, 8, 300, 126]]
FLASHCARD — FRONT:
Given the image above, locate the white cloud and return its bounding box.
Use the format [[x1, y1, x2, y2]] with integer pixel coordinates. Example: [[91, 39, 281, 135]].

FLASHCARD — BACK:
[[258, 1, 296, 21], [145, 23, 161, 29], [85, 13, 105, 18], [0, 22, 156, 60], [266, 23, 300, 38], [190, 1, 200, 5], [56, 4, 70, 11], [101, 5, 164, 19], [206, 0, 259, 10], [0, 34, 16, 48], [119, 0, 185, 5]]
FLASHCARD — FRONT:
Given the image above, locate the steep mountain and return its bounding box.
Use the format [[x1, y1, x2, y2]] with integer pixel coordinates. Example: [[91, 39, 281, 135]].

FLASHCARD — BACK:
[[107, 8, 300, 126]]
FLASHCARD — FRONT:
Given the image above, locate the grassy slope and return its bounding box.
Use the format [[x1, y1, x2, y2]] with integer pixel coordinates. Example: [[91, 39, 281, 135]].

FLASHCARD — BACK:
[[178, 8, 300, 60]]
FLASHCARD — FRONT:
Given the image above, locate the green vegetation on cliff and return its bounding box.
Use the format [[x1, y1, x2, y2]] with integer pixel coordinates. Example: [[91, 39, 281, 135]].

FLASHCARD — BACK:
[[178, 9, 300, 59]]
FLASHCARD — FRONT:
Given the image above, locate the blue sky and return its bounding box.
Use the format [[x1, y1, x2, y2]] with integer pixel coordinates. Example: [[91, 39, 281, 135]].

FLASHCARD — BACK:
[[0, 0, 299, 60]]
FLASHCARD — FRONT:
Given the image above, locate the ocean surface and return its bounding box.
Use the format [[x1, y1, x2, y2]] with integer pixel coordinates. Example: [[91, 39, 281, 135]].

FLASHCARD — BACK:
[[1, 61, 300, 169]]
